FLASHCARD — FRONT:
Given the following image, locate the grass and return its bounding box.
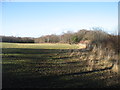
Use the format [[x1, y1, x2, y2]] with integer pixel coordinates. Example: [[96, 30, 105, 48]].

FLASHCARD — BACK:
[[2, 42, 79, 49], [2, 42, 120, 88]]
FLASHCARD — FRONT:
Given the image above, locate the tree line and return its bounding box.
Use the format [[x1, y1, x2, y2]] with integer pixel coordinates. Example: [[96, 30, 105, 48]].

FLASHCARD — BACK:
[[1, 36, 34, 43], [1, 29, 120, 52], [34, 29, 109, 44]]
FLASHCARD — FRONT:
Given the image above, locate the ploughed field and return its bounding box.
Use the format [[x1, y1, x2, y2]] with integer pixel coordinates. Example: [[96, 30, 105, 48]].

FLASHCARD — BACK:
[[2, 43, 119, 88]]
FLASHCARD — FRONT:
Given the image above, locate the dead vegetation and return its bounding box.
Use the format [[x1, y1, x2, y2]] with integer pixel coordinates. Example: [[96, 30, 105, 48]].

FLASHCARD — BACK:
[[69, 42, 119, 74]]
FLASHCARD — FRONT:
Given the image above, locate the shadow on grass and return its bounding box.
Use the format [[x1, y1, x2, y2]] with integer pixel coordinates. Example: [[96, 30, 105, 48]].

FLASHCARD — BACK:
[[2, 48, 61, 54], [3, 70, 118, 88], [2, 48, 87, 54], [62, 63, 114, 76], [2, 48, 119, 88]]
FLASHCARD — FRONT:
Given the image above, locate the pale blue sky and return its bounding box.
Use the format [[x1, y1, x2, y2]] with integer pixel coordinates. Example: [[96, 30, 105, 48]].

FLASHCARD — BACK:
[[2, 2, 118, 37]]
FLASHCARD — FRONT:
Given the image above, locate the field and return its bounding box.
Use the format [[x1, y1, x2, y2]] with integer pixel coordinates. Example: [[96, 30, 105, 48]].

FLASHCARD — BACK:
[[2, 43, 120, 88]]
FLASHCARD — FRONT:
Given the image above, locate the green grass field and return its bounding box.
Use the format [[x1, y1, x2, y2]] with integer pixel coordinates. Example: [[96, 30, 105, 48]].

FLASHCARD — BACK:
[[2, 42, 119, 88]]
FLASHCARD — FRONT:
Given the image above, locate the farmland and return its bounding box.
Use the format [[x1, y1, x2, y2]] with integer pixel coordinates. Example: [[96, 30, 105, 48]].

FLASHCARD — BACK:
[[2, 42, 120, 88]]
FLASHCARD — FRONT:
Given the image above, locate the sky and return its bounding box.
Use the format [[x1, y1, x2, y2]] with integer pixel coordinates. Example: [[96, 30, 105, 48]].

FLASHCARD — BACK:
[[1, 2, 118, 37]]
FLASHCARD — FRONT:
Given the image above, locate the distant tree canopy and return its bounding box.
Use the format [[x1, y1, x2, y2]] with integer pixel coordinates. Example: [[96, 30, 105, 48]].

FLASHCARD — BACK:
[[34, 29, 109, 44], [71, 35, 79, 44], [0, 29, 113, 44], [1, 36, 34, 43], [34, 34, 60, 43]]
